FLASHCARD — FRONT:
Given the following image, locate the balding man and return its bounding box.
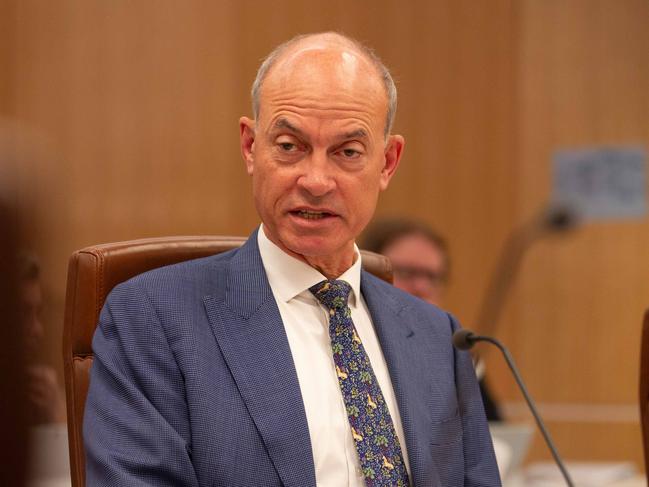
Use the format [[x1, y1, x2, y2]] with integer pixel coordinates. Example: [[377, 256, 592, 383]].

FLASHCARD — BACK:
[[84, 33, 501, 487]]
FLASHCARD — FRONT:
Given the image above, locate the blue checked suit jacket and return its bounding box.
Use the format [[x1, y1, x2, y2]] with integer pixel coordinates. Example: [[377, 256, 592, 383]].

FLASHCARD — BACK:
[[84, 230, 501, 486]]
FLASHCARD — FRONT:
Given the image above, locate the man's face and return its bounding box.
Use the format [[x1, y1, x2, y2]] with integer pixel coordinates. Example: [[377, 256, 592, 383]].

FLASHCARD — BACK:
[[240, 40, 403, 276], [382, 233, 448, 306]]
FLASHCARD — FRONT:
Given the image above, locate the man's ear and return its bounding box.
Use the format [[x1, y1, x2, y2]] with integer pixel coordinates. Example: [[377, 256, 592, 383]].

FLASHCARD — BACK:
[[379, 134, 405, 190], [239, 117, 256, 175]]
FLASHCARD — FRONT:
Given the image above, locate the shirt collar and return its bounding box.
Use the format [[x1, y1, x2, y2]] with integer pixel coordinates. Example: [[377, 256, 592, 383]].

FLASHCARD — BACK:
[[257, 224, 362, 307]]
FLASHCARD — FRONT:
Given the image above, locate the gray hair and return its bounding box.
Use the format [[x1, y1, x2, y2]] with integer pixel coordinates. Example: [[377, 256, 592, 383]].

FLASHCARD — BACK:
[[250, 32, 398, 137]]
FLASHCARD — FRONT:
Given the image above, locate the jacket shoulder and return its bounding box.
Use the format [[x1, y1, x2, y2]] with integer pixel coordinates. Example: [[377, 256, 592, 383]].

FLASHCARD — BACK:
[[107, 247, 239, 304]]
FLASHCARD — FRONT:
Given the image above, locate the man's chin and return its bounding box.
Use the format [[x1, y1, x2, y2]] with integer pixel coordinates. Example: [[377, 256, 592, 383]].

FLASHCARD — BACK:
[[286, 240, 335, 259], [285, 236, 355, 264], [267, 227, 355, 264]]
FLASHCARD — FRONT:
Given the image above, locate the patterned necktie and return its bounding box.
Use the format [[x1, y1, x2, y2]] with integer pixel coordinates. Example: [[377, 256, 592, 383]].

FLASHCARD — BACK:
[[309, 279, 409, 487]]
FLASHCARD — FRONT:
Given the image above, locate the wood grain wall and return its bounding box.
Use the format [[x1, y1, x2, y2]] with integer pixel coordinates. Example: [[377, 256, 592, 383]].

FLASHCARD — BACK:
[[2, 0, 646, 469], [492, 0, 649, 467]]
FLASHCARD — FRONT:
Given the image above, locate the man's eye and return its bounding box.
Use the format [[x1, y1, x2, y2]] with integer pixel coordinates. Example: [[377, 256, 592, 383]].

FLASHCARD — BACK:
[[279, 142, 296, 151], [341, 148, 361, 158]]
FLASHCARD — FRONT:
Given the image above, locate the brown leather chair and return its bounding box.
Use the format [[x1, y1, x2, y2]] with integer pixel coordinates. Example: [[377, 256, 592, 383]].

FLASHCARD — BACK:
[[62, 235, 392, 487], [640, 308, 649, 482]]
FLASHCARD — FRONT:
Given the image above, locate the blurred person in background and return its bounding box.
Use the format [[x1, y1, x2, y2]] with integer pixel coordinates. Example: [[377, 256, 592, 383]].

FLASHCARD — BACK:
[[0, 202, 29, 487], [362, 217, 502, 421], [19, 253, 67, 425], [361, 218, 449, 306]]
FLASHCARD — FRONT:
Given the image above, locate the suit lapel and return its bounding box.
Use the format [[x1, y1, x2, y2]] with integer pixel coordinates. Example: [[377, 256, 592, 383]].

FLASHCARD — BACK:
[[361, 272, 441, 487], [203, 233, 316, 487]]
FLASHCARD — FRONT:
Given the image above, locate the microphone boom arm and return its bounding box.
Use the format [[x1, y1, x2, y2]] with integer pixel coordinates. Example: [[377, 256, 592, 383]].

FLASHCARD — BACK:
[[458, 331, 575, 487]]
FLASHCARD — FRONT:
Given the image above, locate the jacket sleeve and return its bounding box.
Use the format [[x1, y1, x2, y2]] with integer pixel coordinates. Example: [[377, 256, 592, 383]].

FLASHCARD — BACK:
[[83, 280, 200, 487], [448, 313, 502, 487]]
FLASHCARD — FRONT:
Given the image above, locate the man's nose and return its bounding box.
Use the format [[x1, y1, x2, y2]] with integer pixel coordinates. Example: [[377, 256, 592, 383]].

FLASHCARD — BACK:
[[296, 152, 336, 197], [410, 276, 443, 306]]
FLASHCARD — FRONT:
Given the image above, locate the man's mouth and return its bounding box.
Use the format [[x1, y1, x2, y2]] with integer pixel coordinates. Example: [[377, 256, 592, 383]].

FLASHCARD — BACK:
[[292, 209, 335, 220]]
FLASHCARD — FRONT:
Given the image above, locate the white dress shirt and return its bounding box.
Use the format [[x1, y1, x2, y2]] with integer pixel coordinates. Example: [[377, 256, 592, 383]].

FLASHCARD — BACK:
[[257, 227, 411, 486]]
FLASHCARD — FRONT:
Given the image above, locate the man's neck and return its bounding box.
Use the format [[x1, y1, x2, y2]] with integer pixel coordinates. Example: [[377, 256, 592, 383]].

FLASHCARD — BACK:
[[301, 253, 357, 280], [260, 225, 357, 279]]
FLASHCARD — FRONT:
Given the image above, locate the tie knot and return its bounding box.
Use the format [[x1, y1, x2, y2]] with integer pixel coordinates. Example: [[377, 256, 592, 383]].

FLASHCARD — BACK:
[[309, 279, 352, 309]]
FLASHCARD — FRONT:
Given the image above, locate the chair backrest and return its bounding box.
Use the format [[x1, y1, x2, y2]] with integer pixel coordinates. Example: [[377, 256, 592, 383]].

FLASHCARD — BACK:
[[62, 235, 392, 487], [640, 308, 649, 481]]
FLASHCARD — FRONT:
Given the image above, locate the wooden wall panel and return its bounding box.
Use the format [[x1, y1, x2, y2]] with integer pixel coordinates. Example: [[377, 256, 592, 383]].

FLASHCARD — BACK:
[[488, 0, 649, 468], [0, 1, 13, 114], [374, 0, 517, 325]]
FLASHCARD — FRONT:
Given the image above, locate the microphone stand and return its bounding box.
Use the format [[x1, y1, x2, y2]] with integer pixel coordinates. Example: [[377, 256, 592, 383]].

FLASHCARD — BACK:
[[476, 205, 577, 338], [456, 331, 575, 487], [463, 205, 578, 485]]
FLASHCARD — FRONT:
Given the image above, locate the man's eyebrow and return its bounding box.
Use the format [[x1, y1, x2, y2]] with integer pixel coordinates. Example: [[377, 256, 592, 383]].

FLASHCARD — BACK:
[[272, 118, 304, 135], [272, 119, 368, 140], [340, 129, 368, 140]]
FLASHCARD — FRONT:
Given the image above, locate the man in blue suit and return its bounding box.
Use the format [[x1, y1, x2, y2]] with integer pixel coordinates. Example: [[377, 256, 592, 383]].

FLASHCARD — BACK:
[[84, 32, 501, 486]]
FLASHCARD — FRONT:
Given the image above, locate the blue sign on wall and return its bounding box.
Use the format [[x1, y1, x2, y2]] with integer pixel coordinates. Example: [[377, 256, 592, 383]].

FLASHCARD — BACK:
[[553, 146, 647, 220]]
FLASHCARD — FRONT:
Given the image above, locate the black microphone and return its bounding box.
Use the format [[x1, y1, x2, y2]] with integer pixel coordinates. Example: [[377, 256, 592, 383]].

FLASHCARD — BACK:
[[453, 329, 575, 487]]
